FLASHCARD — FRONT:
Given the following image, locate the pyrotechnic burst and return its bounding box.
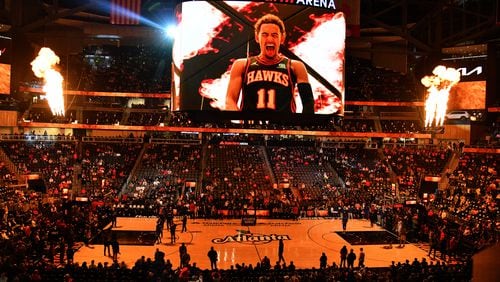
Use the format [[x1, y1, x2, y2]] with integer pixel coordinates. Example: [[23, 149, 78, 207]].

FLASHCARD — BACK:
[[171, 1, 229, 110], [200, 71, 232, 110], [31, 47, 65, 116], [421, 65, 460, 127], [289, 12, 345, 114]]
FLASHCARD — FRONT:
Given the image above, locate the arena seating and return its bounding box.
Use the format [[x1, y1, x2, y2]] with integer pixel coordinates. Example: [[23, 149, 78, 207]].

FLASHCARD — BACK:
[[0, 134, 493, 281], [80, 141, 144, 198], [1, 40, 496, 282]]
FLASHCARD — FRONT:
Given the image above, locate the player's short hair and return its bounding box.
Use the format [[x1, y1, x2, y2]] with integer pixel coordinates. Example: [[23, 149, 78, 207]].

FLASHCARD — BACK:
[[255, 14, 286, 35]]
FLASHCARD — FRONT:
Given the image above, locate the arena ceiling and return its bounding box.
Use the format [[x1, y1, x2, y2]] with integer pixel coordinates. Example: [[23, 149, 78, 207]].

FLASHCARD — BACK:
[[0, 0, 499, 60]]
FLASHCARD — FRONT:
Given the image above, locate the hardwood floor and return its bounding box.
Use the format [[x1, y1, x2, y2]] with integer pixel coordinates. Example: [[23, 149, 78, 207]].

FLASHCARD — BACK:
[[75, 217, 435, 270]]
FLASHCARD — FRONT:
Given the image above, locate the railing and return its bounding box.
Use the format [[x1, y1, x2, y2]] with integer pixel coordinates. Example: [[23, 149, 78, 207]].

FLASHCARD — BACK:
[[380, 111, 419, 118], [321, 140, 368, 149], [150, 138, 202, 145], [81, 136, 143, 143], [0, 134, 77, 141], [464, 144, 500, 150]]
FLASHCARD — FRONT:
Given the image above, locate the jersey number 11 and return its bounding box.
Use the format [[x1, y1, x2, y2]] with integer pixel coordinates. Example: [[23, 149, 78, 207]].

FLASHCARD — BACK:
[[256, 88, 276, 110]]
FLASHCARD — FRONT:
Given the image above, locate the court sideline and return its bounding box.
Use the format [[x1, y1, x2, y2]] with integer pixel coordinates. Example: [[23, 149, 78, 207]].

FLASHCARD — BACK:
[[75, 217, 434, 270]]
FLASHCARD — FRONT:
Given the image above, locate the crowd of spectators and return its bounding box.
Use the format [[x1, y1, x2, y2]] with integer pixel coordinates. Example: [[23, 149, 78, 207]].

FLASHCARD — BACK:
[[0, 96, 20, 111], [380, 120, 424, 134], [121, 143, 202, 218], [22, 105, 438, 137], [57, 47, 419, 104], [21, 46, 500, 149], [383, 144, 453, 196], [0, 139, 78, 196], [82, 110, 123, 125], [80, 141, 144, 198], [127, 112, 166, 126], [430, 152, 498, 252], [324, 145, 393, 197], [26, 107, 77, 124], [1, 33, 495, 280], [0, 134, 496, 281], [266, 145, 340, 215], [0, 252, 474, 282], [0, 161, 17, 186], [200, 144, 280, 218], [0, 188, 112, 282], [340, 119, 376, 132], [345, 57, 420, 102], [74, 45, 171, 93]]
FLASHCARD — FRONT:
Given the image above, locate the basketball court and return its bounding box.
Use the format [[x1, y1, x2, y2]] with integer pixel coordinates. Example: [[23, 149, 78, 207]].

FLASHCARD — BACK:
[[75, 217, 434, 270]]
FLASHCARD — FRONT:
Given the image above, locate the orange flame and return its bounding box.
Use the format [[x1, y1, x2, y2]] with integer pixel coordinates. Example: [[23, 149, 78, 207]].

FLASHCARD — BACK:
[[421, 65, 460, 127], [289, 12, 345, 114], [31, 47, 65, 116]]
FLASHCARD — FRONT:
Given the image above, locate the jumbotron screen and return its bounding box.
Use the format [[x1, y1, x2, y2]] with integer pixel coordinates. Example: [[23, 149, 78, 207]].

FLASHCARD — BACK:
[[0, 36, 11, 95], [172, 0, 345, 121], [443, 57, 487, 110], [0, 64, 10, 95]]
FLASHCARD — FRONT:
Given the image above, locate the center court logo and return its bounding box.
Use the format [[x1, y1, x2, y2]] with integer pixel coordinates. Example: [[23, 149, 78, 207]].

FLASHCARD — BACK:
[[212, 230, 291, 245]]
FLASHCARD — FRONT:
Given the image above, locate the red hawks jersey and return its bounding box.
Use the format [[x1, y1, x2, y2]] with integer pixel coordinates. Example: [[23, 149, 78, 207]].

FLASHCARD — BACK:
[[241, 56, 296, 112]]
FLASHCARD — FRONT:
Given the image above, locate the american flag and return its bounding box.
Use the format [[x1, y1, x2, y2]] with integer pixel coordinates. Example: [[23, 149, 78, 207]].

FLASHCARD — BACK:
[[110, 0, 142, 25]]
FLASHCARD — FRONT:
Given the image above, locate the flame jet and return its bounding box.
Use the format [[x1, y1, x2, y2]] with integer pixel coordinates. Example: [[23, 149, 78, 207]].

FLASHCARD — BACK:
[[421, 65, 460, 127], [31, 47, 65, 116]]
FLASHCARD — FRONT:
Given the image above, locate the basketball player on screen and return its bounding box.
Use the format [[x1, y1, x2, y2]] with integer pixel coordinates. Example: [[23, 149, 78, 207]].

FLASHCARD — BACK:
[[225, 14, 314, 114]]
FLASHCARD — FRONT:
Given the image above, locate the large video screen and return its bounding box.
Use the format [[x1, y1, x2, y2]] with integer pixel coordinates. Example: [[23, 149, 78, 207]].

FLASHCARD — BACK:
[[449, 81, 486, 110], [0, 36, 11, 95], [172, 0, 345, 120], [443, 57, 486, 110], [0, 64, 10, 95]]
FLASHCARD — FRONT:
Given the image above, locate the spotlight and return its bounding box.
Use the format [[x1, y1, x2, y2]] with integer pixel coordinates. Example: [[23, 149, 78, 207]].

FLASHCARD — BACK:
[[164, 24, 177, 39]]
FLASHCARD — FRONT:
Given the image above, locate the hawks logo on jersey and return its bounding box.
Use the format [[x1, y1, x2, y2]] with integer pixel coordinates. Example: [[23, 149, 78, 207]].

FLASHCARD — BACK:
[[246, 70, 290, 87]]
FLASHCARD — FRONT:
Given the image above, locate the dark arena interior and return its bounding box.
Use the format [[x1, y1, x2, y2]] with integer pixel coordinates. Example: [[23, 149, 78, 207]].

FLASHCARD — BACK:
[[0, 0, 499, 281]]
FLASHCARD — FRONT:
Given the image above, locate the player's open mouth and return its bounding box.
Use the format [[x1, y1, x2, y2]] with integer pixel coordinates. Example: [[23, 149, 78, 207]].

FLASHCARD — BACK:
[[265, 44, 275, 51]]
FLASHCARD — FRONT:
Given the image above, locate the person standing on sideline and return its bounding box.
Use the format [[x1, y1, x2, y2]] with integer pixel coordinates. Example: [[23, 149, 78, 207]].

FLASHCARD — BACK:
[[340, 245, 348, 268], [111, 236, 120, 262], [397, 219, 406, 248], [347, 249, 356, 269], [83, 226, 92, 247], [341, 208, 349, 231], [103, 231, 111, 256], [207, 246, 218, 270], [277, 238, 285, 264], [179, 243, 187, 267], [181, 214, 188, 233], [166, 210, 174, 230], [155, 221, 163, 244], [66, 246, 74, 264], [369, 205, 377, 227], [111, 208, 117, 228], [154, 248, 165, 264], [59, 241, 66, 265], [170, 223, 177, 244], [358, 248, 365, 267], [320, 252, 328, 269], [181, 252, 191, 268]]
